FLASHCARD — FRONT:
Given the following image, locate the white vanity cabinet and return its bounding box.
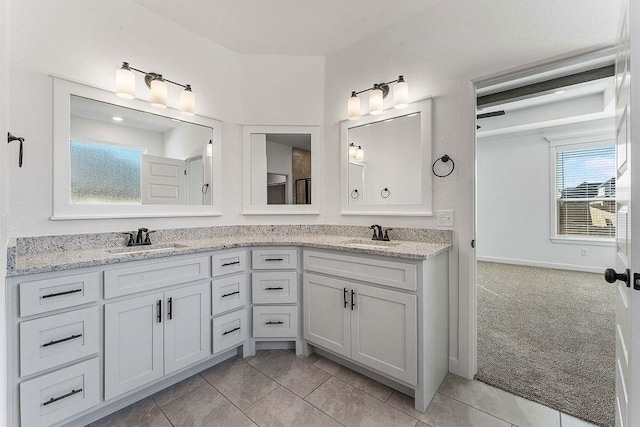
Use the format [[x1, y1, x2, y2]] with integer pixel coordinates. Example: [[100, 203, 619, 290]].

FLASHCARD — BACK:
[[104, 281, 210, 400], [303, 273, 417, 385], [303, 249, 448, 413]]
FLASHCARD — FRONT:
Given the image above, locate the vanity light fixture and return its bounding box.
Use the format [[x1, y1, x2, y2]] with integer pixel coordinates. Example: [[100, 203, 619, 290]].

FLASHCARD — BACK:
[[356, 145, 364, 161], [111, 116, 123, 122], [115, 62, 196, 115], [347, 75, 408, 120]]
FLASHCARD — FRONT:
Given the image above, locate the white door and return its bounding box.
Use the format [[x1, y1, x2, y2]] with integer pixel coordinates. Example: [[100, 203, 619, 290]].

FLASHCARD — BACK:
[[141, 154, 186, 205], [164, 282, 210, 374], [104, 293, 164, 400], [303, 273, 351, 357], [350, 283, 417, 385], [611, 1, 638, 426], [186, 156, 204, 205]]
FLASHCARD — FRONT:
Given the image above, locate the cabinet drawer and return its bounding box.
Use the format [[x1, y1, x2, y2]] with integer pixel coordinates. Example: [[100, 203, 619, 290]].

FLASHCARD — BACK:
[[19, 272, 99, 317], [20, 357, 99, 427], [253, 306, 298, 338], [213, 274, 247, 315], [212, 309, 248, 354], [304, 250, 417, 291], [252, 249, 298, 270], [20, 307, 99, 377], [212, 251, 247, 277], [104, 256, 210, 298], [252, 271, 298, 304]]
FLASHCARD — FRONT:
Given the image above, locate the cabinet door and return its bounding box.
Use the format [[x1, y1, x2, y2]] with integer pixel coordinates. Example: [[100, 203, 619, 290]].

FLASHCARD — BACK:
[[164, 282, 211, 374], [303, 273, 350, 357], [350, 283, 417, 385], [104, 293, 164, 400]]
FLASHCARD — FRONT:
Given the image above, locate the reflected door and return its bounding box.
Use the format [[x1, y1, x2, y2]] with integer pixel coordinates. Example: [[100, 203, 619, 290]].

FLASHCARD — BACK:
[[141, 154, 186, 205]]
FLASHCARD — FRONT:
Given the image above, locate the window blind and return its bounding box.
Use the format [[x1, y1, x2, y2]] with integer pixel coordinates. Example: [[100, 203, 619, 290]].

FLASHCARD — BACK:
[[555, 145, 615, 238]]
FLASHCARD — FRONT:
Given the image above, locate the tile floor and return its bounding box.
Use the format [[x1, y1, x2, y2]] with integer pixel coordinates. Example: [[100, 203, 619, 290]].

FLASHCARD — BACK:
[[90, 350, 598, 427]]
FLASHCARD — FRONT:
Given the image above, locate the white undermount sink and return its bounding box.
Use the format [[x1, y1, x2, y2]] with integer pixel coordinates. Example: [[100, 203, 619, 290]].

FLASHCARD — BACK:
[[107, 243, 191, 255], [342, 239, 401, 249]]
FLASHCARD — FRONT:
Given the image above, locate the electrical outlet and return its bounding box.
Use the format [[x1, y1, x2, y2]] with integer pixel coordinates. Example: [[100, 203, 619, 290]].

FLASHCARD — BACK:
[[581, 248, 588, 256], [436, 210, 454, 227]]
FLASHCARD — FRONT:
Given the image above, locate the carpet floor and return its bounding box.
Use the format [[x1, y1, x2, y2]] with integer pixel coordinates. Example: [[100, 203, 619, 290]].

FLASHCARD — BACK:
[[475, 262, 616, 427]]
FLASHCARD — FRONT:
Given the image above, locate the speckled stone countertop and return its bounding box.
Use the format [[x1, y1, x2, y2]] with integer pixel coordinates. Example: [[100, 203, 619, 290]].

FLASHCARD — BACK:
[[7, 225, 452, 276]]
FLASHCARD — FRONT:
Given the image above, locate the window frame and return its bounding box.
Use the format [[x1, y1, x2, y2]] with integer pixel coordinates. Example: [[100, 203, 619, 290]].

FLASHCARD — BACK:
[[547, 129, 616, 245]]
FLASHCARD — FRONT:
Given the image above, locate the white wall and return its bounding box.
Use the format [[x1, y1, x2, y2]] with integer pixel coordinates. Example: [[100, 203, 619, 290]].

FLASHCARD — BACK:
[[250, 133, 267, 205], [163, 123, 210, 160], [0, 0, 7, 422], [323, 0, 618, 376], [266, 140, 293, 203], [70, 116, 165, 156], [7, 0, 325, 237], [477, 121, 615, 273]]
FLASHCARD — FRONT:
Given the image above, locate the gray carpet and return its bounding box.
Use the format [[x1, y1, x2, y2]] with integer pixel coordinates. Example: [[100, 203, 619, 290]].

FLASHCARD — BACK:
[[475, 262, 616, 427]]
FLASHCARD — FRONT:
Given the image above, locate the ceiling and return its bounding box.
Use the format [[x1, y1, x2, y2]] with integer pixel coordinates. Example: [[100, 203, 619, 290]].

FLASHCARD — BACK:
[[130, 0, 440, 55]]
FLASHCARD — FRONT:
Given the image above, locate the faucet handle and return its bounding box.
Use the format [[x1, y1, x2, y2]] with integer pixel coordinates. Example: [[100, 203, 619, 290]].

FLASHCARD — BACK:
[[369, 224, 379, 240], [138, 227, 148, 233], [122, 232, 135, 246], [144, 230, 156, 244], [383, 228, 393, 241]]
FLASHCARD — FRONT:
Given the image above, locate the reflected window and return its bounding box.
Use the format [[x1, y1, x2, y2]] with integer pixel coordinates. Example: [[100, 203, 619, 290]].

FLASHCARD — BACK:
[[70, 140, 142, 204]]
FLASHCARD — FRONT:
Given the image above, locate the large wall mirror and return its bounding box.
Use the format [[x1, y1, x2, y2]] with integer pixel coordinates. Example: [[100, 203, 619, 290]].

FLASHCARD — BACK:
[[242, 125, 320, 215], [340, 98, 432, 216], [52, 77, 222, 219]]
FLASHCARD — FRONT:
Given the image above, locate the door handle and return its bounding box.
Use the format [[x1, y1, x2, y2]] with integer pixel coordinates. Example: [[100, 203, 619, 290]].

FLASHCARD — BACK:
[[604, 268, 630, 287], [168, 297, 173, 320], [157, 300, 162, 323], [343, 288, 348, 308], [351, 289, 355, 310]]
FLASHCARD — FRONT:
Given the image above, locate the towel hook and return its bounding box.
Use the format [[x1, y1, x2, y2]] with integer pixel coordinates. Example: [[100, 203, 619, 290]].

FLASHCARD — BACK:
[[7, 132, 24, 167]]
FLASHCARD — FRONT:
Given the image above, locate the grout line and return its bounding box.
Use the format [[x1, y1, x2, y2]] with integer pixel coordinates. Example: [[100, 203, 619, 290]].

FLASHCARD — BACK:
[[434, 390, 518, 426], [154, 399, 176, 427]]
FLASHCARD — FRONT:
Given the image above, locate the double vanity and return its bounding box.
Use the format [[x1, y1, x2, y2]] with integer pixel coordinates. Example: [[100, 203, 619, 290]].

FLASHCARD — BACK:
[[5, 225, 451, 426]]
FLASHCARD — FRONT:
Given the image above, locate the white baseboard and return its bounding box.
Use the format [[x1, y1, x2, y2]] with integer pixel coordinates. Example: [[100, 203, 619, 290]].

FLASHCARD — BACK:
[[448, 356, 459, 375], [477, 256, 605, 274]]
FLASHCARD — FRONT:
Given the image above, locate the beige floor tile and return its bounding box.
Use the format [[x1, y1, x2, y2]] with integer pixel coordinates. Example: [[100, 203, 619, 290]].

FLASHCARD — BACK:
[[162, 384, 256, 427], [333, 366, 393, 401], [201, 356, 279, 409], [306, 376, 417, 427], [438, 373, 560, 427], [560, 412, 598, 427], [245, 386, 342, 427], [89, 397, 171, 427], [388, 391, 511, 427], [152, 374, 207, 407], [248, 350, 331, 397], [313, 357, 342, 375], [299, 352, 323, 364]]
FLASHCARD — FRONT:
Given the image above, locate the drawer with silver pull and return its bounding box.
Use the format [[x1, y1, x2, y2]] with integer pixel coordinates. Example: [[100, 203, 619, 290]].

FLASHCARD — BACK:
[[212, 273, 247, 315], [252, 306, 298, 338], [20, 306, 99, 377], [212, 250, 247, 277], [212, 308, 247, 354], [19, 272, 99, 317], [252, 271, 298, 304], [20, 357, 99, 427], [252, 249, 298, 270]]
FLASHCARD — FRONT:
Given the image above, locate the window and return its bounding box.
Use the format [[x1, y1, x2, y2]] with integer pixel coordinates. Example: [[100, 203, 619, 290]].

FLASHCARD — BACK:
[[554, 143, 615, 239]]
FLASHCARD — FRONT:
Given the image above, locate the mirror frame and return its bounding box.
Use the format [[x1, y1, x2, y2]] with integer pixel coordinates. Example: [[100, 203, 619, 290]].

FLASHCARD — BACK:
[[242, 125, 320, 215], [340, 97, 433, 216], [52, 76, 223, 219]]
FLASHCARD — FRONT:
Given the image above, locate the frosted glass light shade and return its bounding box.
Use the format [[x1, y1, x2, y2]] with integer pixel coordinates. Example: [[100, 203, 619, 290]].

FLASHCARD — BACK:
[[348, 93, 361, 120], [116, 66, 135, 99], [369, 88, 383, 115], [180, 86, 195, 116], [394, 77, 408, 109], [207, 142, 213, 157], [149, 79, 168, 108], [349, 143, 357, 159], [356, 146, 364, 161]]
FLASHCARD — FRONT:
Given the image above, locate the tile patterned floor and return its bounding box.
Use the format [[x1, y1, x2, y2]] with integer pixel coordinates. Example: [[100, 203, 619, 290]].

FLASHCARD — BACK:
[[90, 350, 599, 427]]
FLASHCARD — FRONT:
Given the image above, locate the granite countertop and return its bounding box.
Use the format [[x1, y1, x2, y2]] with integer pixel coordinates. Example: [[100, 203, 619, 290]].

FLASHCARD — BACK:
[[8, 234, 452, 276]]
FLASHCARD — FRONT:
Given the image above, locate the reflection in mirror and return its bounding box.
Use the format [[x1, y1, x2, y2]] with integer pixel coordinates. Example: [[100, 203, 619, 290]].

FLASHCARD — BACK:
[[70, 95, 213, 206], [348, 113, 421, 205], [250, 133, 312, 205]]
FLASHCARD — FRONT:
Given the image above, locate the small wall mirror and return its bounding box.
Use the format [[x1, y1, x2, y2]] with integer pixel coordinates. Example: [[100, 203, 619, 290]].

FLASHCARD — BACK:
[[243, 125, 319, 215], [53, 77, 222, 219], [340, 98, 432, 216]]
